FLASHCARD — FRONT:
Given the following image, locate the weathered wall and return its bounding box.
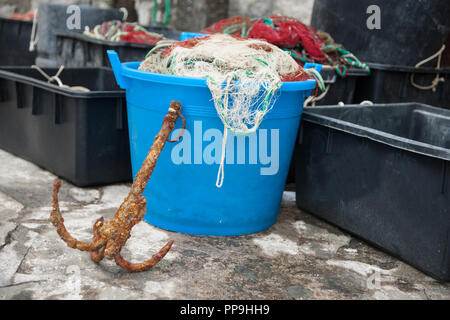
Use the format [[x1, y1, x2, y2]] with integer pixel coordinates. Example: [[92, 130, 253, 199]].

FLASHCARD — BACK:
[[137, 0, 314, 30], [0, 0, 114, 16], [135, 0, 229, 32], [0, 0, 30, 16], [229, 0, 314, 24], [1, 0, 314, 29]]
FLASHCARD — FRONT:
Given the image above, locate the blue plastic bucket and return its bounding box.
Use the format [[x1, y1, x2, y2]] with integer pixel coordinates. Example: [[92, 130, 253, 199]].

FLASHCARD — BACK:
[[108, 50, 320, 235], [179, 32, 209, 41]]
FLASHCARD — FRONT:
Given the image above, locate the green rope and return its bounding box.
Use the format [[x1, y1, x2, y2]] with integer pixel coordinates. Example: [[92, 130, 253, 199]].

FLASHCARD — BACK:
[[163, 0, 171, 27], [152, 0, 157, 27], [322, 44, 370, 76], [152, 0, 171, 27], [223, 24, 241, 35], [285, 49, 309, 63], [252, 57, 269, 67], [162, 54, 169, 74], [93, 25, 101, 38], [263, 17, 275, 28], [241, 24, 247, 38], [305, 68, 326, 92], [145, 42, 172, 59], [111, 31, 128, 41], [244, 18, 260, 37], [170, 55, 176, 74], [335, 65, 347, 77], [133, 25, 163, 38], [260, 82, 280, 112], [104, 23, 119, 39]]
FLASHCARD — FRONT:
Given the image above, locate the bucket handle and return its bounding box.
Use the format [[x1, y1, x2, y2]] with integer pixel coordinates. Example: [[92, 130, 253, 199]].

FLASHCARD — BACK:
[[304, 63, 323, 74], [107, 50, 128, 89], [303, 63, 327, 107], [304, 63, 325, 92]]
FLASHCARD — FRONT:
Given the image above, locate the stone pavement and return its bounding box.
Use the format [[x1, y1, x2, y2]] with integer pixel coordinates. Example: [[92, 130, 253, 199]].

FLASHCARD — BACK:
[[0, 149, 449, 300]]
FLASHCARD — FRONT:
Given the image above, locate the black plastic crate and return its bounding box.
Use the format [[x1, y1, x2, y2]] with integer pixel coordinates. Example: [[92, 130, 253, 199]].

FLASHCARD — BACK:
[[0, 66, 131, 187], [55, 32, 152, 68], [295, 103, 450, 281], [311, 67, 369, 106], [354, 63, 450, 109], [286, 68, 369, 183], [311, 0, 450, 66], [36, 2, 124, 68], [55, 27, 182, 68], [146, 26, 182, 42], [0, 17, 36, 66]]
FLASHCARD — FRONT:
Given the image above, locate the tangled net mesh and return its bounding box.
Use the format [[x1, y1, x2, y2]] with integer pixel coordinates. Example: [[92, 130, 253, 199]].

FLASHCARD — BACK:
[[84, 20, 164, 45], [140, 34, 313, 135], [201, 15, 370, 76]]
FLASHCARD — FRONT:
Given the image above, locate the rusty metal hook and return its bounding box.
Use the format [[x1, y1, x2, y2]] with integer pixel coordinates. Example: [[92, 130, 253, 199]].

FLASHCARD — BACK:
[[167, 110, 185, 143]]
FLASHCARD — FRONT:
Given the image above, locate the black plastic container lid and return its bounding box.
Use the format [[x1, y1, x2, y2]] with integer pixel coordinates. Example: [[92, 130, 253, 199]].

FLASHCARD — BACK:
[[303, 103, 450, 161]]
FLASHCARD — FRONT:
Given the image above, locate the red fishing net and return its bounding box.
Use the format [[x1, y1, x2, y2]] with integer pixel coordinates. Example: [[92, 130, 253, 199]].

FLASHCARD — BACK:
[[202, 16, 253, 35], [84, 21, 164, 46], [118, 31, 162, 45], [200, 15, 370, 77], [9, 10, 37, 21], [201, 15, 325, 62]]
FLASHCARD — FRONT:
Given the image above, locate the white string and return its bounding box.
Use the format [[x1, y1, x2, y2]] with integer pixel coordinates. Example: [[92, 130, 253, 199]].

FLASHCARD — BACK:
[[120, 7, 128, 21], [215, 126, 228, 188], [304, 84, 330, 107], [29, 9, 38, 52], [336, 100, 373, 106], [410, 44, 446, 92], [31, 65, 90, 92]]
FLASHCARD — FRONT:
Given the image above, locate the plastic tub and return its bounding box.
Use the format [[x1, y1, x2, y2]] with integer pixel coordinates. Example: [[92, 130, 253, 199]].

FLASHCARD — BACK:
[[179, 32, 209, 41], [354, 63, 450, 109], [55, 27, 182, 68], [35, 2, 124, 67], [55, 32, 153, 68], [0, 17, 36, 66], [295, 103, 450, 280], [0, 66, 131, 187], [108, 50, 319, 235]]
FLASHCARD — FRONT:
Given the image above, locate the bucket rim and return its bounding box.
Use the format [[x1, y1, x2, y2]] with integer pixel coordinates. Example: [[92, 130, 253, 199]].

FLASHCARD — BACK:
[[0, 16, 33, 25], [120, 61, 318, 91], [302, 103, 450, 161], [56, 32, 154, 49], [367, 62, 450, 74], [0, 66, 124, 98]]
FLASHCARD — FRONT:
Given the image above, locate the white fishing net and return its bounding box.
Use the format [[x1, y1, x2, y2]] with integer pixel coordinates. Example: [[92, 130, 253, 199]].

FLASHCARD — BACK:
[[140, 34, 304, 134], [139, 34, 312, 186]]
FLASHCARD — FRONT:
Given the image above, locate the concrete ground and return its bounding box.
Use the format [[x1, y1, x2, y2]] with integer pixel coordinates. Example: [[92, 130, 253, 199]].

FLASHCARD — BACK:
[[0, 149, 449, 300]]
